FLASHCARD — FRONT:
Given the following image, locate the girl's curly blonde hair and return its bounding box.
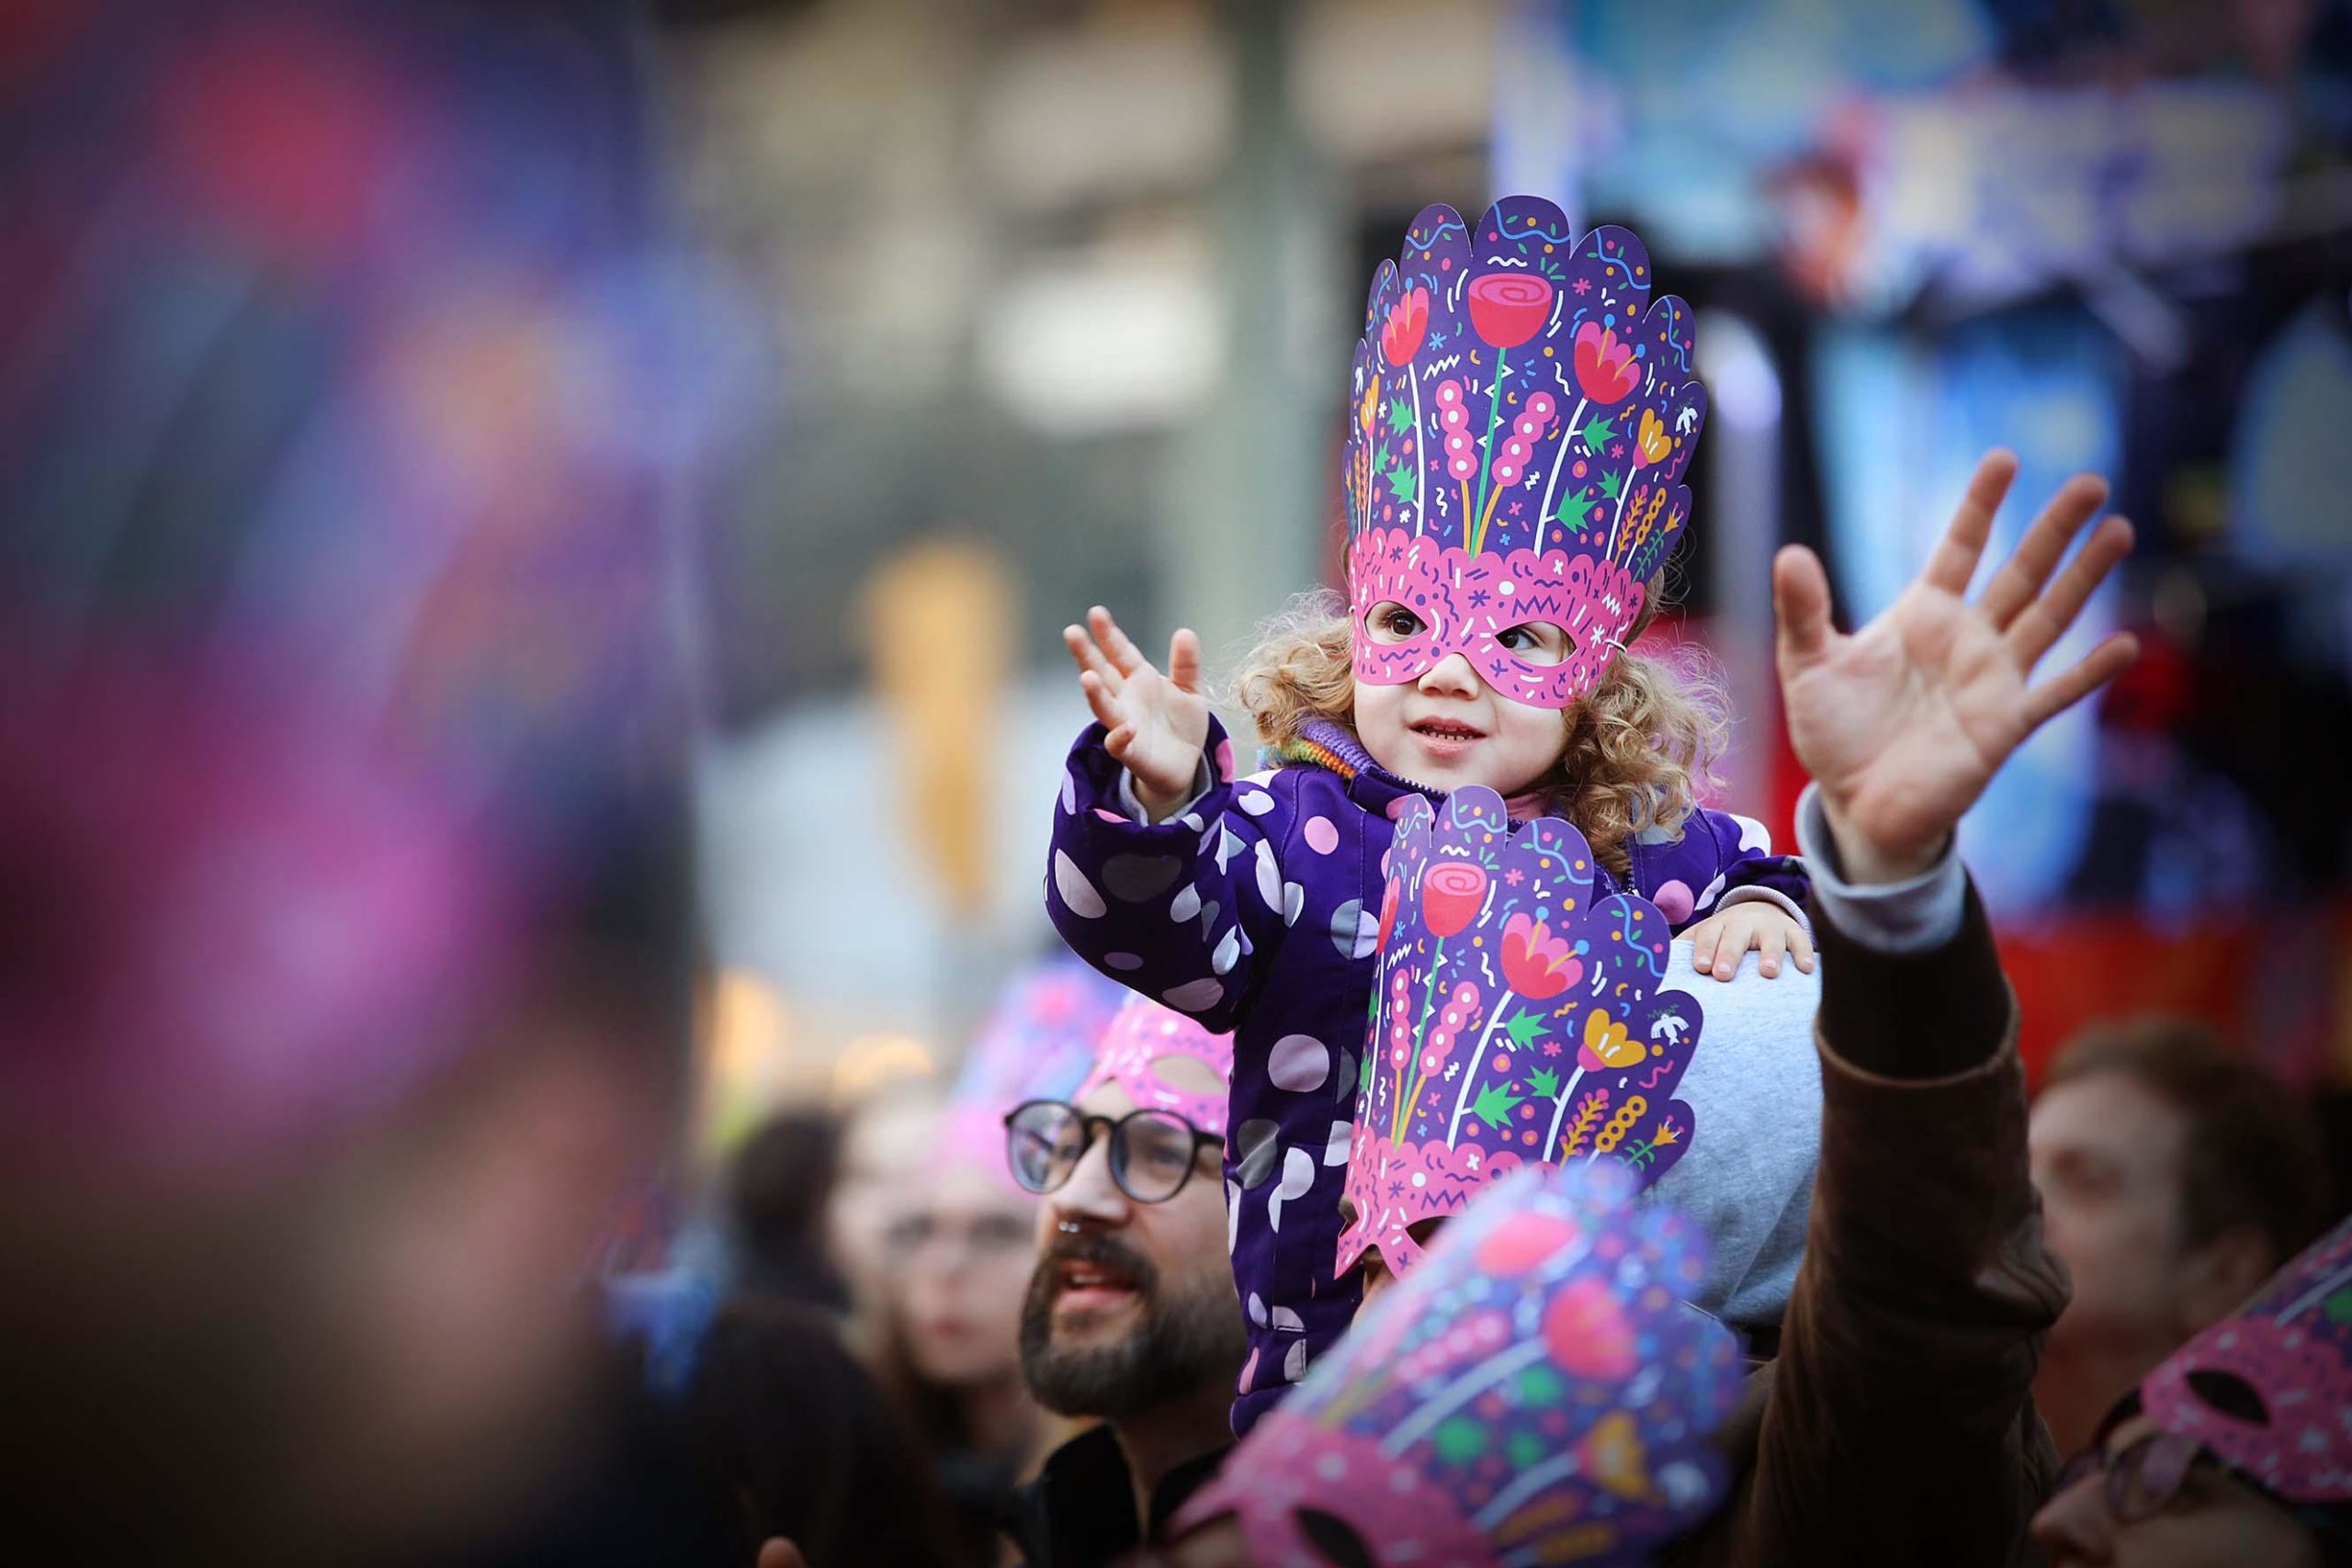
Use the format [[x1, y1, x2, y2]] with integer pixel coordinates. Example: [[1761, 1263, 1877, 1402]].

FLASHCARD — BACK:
[[1229, 586, 1728, 883]]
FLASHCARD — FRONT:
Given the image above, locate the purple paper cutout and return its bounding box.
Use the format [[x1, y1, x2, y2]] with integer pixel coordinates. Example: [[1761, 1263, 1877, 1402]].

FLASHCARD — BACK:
[[1338, 786, 1701, 1279], [1343, 197, 1707, 709], [1176, 1160, 1741, 1566]]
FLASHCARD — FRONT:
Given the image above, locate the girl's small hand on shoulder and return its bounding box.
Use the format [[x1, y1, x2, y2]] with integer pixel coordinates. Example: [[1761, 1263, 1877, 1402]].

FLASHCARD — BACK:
[[1683, 903, 1815, 982], [1063, 606, 1212, 817]]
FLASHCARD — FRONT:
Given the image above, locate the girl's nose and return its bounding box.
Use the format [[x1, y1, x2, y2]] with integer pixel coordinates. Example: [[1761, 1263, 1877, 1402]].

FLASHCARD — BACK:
[[1416, 652, 1480, 697]]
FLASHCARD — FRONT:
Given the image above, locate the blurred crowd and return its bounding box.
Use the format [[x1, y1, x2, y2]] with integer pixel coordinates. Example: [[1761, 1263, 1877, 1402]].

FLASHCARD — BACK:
[[6, 2, 2351, 1566]]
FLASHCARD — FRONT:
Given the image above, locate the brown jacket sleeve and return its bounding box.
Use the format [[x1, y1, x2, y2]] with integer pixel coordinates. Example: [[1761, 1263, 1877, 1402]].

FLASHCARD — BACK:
[[1669, 879, 2070, 1568]]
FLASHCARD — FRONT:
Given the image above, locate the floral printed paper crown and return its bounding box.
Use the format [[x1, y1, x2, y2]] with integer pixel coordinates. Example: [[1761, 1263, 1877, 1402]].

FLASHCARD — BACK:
[[1075, 998, 1234, 1137], [1338, 786, 1702, 1279], [934, 960, 1129, 1186], [2137, 1215, 2352, 1504], [1175, 1160, 1740, 1566], [1344, 197, 1706, 709]]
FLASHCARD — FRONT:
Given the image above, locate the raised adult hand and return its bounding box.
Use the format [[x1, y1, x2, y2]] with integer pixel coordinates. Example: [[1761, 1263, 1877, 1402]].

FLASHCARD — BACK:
[[1774, 450, 2138, 884], [1063, 605, 1211, 816]]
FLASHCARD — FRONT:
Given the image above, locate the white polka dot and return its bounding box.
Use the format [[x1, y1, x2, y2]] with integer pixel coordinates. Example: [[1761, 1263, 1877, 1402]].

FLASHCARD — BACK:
[[1105, 952, 1144, 972], [1268, 1033, 1330, 1092], [1170, 884, 1202, 922], [1237, 789, 1275, 817], [1212, 927, 1241, 976], [1052, 851, 1105, 919], [1164, 977, 1224, 1010]]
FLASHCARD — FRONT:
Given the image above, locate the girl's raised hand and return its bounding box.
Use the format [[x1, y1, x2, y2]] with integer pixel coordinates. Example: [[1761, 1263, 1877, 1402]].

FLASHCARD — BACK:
[[1064, 606, 1211, 816]]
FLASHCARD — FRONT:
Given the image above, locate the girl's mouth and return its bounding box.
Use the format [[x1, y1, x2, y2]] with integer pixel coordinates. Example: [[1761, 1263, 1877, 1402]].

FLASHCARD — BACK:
[[1408, 717, 1485, 758]]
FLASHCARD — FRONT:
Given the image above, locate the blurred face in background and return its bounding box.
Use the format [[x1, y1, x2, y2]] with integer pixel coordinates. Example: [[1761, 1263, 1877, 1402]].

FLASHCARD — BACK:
[[893, 1177, 1039, 1390], [830, 1091, 944, 1313]]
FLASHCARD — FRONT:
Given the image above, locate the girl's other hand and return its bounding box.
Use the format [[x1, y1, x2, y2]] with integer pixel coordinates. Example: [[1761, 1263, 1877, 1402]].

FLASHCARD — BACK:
[[1683, 903, 1815, 982], [1063, 606, 1211, 817]]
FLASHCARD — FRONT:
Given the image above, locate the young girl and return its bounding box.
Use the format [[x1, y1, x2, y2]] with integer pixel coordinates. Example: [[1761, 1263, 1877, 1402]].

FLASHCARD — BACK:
[[1046, 197, 1808, 1434]]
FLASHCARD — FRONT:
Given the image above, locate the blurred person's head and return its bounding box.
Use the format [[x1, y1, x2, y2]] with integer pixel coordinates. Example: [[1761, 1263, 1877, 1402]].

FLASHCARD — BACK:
[[828, 1085, 943, 1318], [892, 1119, 1042, 1398], [679, 1297, 960, 1568], [729, 1109, 845, 1309], [2031, 1217, 2352, 1567], [1012, 1003, 1241, 1459], [2030, 1018, 2334, 1456], [0, 2, 743, 1560]]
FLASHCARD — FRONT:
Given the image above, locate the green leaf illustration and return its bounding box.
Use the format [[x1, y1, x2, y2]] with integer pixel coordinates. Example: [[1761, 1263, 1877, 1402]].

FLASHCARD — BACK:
[[1529, 1066, 1561, 1100], [1386, 397, 1414, 434], [1597, 468, 1625, 502], [1555, 491, 1593, 529], [1502, 1009, 1546, 1051], [1434, 1416, 1485, 1463], [1578, 415, 1618, 451], [1383, 458, 1415, 502], [1471, 1082, 1524, 1128]]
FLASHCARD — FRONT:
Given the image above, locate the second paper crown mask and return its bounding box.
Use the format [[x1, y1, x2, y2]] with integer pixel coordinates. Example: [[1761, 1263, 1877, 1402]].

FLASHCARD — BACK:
[[1344, 197, 1705, 709], [1340, 786, 1702, 1278]]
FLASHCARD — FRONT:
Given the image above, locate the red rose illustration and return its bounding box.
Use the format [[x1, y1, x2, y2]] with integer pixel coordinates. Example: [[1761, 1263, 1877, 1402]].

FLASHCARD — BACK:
[[1420, 861, 1489, 938], [1380, 285, 1429, 366], [1572, 320, 1640, 405], [1499, 912, 1584, 1000], [1375, 874, 1403, 952], [1465, 272, 1554, 350]]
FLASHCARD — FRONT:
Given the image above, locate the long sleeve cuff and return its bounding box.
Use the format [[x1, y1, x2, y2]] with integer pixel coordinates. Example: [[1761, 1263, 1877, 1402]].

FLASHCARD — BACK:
[[1114, 754, 1215, 825], [1794, 782, 1966, 956]]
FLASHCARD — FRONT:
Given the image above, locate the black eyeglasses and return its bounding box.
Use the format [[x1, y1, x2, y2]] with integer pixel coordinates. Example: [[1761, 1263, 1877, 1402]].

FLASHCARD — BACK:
[[1002, 1099, 1220, 1204], [2055, 1431, 2216, 1524], [2057, 1431, 2352, 1554]]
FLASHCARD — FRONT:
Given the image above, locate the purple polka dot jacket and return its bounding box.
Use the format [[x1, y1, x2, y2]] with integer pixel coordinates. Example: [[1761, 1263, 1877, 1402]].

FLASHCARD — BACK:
[[1045, 714, 1807, 1435]]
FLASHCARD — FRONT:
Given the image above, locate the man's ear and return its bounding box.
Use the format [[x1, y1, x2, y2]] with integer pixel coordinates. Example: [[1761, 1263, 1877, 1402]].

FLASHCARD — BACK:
[[2177, 1225, 2277, 1334]]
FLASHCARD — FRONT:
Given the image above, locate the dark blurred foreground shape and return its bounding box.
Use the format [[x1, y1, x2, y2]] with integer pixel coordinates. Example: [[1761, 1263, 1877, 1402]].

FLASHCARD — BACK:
[[0, 2, 740, 1562]]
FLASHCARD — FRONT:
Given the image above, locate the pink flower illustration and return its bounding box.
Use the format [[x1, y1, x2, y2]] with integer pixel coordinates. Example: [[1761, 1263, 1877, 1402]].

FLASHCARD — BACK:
[[1380, 285, 1429, 366], [1465, 272, 1554, 350], [1499, 912, 1583, 1000], [1572, 321, 1640, 405], [1420, 861, 1489, 939]]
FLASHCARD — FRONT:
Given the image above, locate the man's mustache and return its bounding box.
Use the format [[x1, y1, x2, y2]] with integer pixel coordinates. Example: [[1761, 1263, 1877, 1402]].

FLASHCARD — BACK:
[[1034, 1230, 1160, 1301]]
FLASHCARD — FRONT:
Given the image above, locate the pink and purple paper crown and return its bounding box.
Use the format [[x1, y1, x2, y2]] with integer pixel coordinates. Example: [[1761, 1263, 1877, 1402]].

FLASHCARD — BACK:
[[1176, 1160, 1740, 1565], [1344, 197, 1706, 710], [2138, 1215, 2352, 1504], [933, 959, 1129, 1187], [1337, 786, 1702, 1279], [1075, 998, 1234, 1138]]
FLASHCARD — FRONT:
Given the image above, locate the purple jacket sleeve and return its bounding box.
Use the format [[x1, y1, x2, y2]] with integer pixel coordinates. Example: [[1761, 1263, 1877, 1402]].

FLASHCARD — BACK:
[[1045, 716, 1297, 1032], [1690, 807, 1811, 926]]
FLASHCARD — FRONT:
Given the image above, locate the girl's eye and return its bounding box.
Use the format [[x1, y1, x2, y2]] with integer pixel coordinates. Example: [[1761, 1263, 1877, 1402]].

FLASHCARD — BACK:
[[1497, 622, 1570, 663], [1368, 604, 1425, 642]]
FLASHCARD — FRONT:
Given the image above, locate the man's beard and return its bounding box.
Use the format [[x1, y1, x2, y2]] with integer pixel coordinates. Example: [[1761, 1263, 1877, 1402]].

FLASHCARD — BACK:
[[1019, 1230, 1246, 1420]]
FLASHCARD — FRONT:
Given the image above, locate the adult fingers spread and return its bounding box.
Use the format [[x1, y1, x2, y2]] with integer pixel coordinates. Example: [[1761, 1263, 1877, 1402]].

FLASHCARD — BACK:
[[2022, 629, 2140, 732], [1772, 546, 1836, 669], [2007, 515, 2134, 668], [1922, 450, 2018, 596], [1980, 472, 2109, 629]]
